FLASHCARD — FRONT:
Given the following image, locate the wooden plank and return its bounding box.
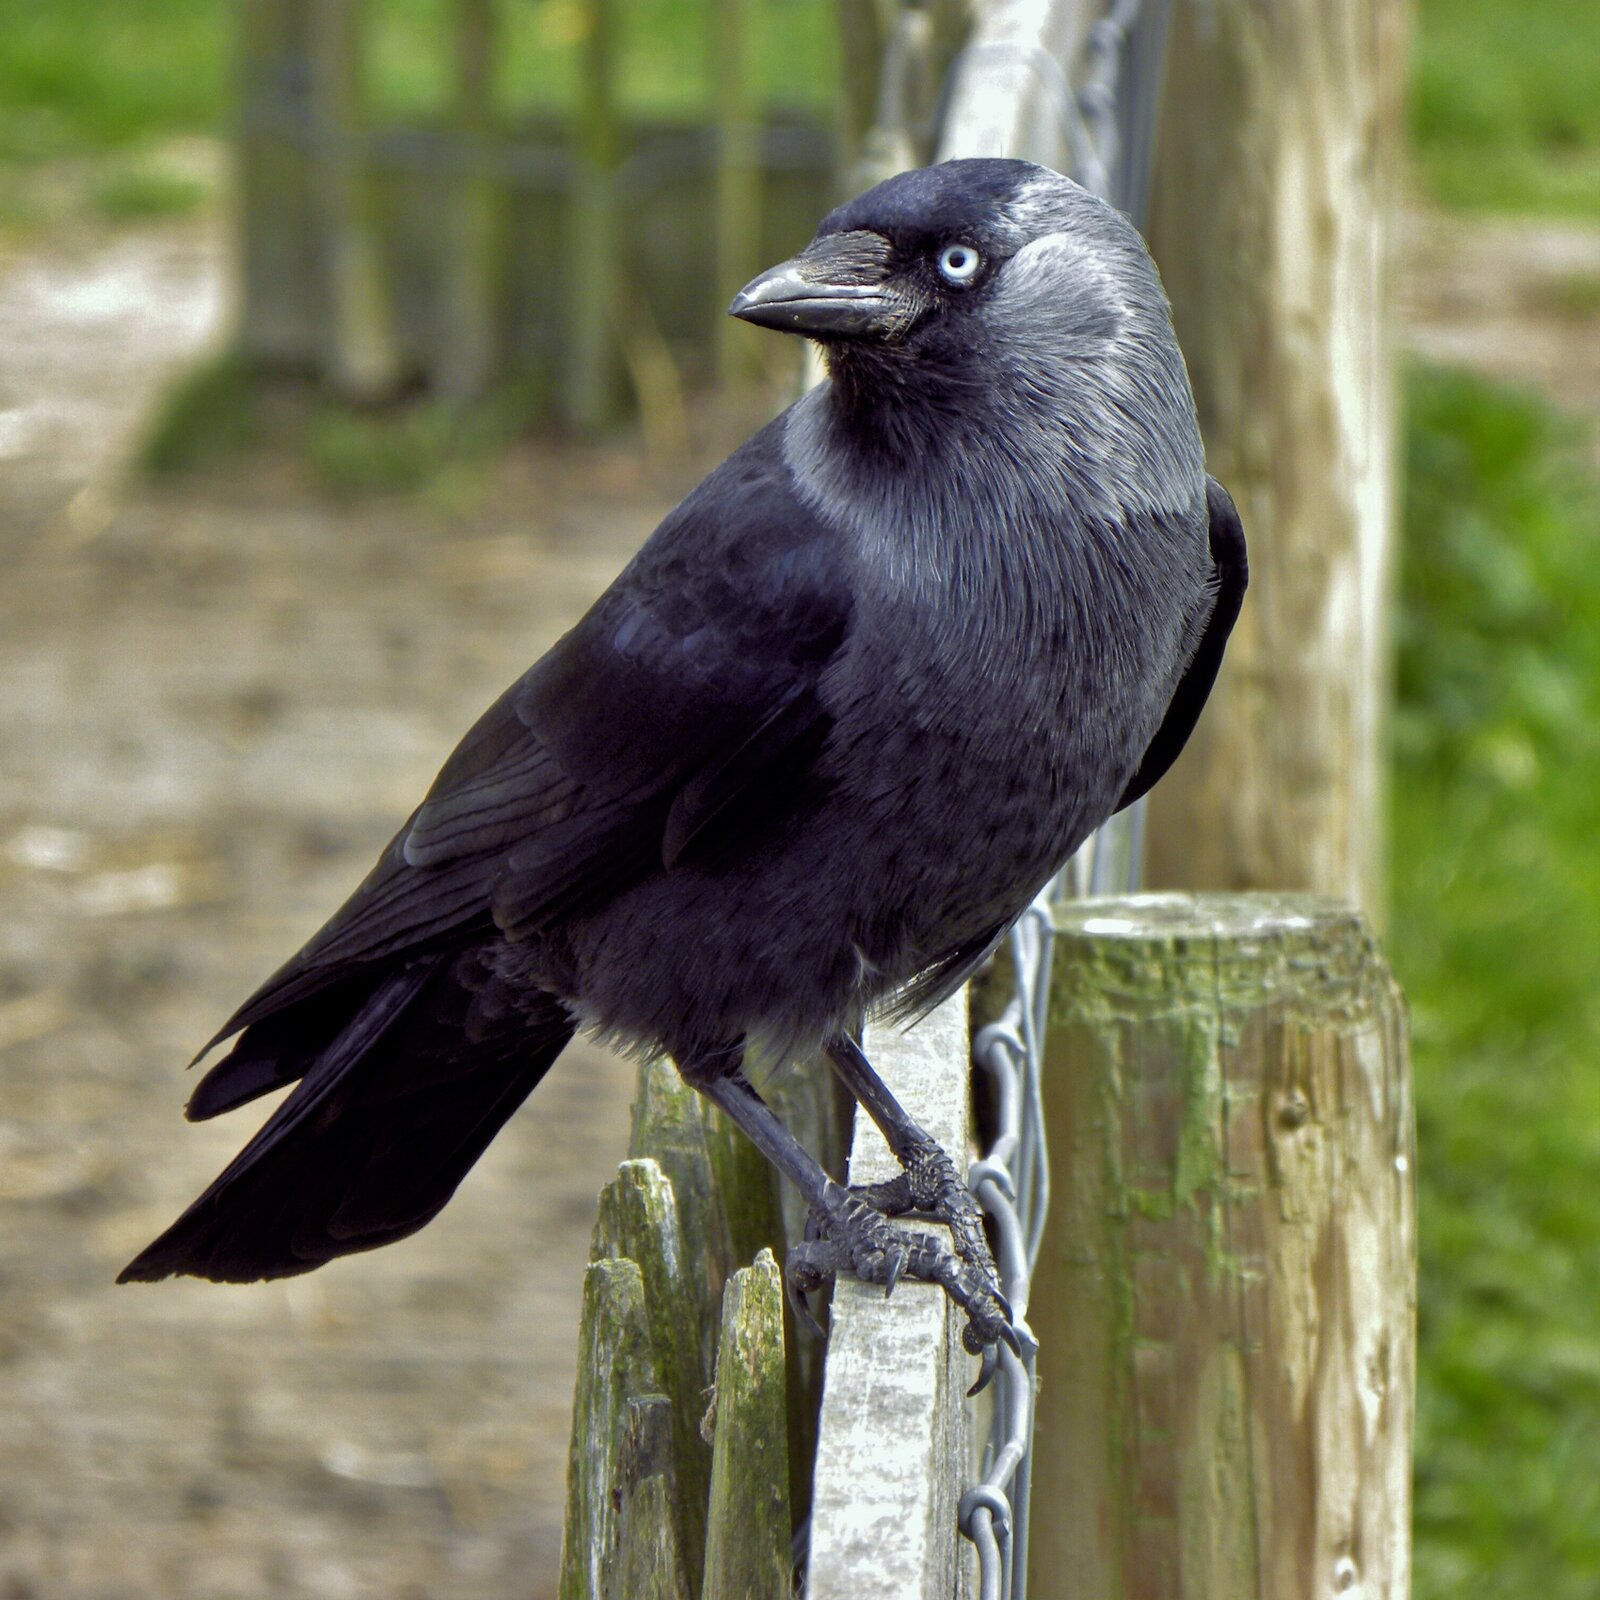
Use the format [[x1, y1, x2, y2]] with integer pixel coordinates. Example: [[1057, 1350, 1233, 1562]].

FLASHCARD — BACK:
[[1142, 0, 1407, 914], [564, 0, 620, 425], [702, 1249, 792, 1600], [711, 0, 765, 381], [591, 1160, 711, 1593], [613, 1396, 694, 1600], [806, 991, 976, 1600], [628, 1058, 742, 1364], [435, 0, 500, 400], [1028, 893, 1415, 1597], [237, 0, 319, 366], [306, 0, 401, 399], [560, 1258, 690, 1600]]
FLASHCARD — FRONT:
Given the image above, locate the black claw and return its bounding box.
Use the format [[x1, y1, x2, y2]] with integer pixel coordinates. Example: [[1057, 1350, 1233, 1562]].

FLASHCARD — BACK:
[[967, 1339, 1000, 1397], [786, 1273, 827, 1341], [883, 1246, 907, 1299], [998, 1319, 1022, 1358]]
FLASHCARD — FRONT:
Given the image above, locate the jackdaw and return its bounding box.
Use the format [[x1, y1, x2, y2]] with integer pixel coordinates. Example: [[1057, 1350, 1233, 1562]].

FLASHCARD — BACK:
[[121, 158, 1246, 1375]]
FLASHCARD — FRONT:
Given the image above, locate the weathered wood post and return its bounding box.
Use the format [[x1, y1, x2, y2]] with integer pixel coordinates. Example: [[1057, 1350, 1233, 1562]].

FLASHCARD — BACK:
[[1028, 894, 1415, 1597], [436, 0, 501, 401], [565, 0, 622, 426], [1142, 0, 1409, 912], [710, 0, 765, 382], [306, 0, 401, 399], [238, 0, 319, 367]]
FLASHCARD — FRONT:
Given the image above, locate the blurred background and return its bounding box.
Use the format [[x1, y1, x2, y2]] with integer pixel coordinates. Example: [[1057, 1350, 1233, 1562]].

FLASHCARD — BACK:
[[1, 1, 1597, 1596]]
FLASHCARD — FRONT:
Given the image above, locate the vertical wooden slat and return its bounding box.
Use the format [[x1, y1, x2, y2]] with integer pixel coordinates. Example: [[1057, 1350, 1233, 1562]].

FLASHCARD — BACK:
[[702, 1250, 792, 1600], [306, 0, 401, 398], [237, 0, 319, 366], [560, 1259, 687, 1600], [805, 992, 977, 1600], [591, 1160, 712, 1594], [565, 0, 621, 426], [711, 0, 765, 381], [436, 0, 501, 400]]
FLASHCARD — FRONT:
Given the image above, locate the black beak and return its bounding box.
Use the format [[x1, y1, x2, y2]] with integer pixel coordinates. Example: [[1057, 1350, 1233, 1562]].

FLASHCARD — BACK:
[[728, 230, 913, 340]]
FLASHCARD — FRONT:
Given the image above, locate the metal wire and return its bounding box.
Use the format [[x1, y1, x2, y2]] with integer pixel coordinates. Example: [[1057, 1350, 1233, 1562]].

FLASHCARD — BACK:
[[941, 3, 1175, 1595]]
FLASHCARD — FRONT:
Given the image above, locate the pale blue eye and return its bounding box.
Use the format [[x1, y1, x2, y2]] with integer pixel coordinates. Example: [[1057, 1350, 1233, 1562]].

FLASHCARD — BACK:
[[937, 243, 981, 284]]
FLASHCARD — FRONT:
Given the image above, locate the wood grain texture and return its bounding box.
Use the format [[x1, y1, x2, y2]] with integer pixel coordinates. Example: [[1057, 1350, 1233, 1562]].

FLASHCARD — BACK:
[[559, 1259, 682, 1600], [806, 992, 976, 1600], [591, 1160, 711, 1591], [1028, 893, 1415, 1599], [1143, 0, 1409, 915], [702, 1250, 792, 1600]]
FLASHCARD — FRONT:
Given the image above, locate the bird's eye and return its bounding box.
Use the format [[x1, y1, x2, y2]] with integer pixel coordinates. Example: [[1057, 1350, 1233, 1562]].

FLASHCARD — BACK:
[[936, 243, 981, 285]]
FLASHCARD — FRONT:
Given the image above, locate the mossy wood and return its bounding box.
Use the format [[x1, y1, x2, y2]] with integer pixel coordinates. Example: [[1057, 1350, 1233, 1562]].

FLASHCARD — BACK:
[[559, 1259, 689, 1600], [591, 1160, 713, 1591], [1029, 893, 1415, 1598], [702, 1251, 792, 1600], [566, 1058, 830, 1597]]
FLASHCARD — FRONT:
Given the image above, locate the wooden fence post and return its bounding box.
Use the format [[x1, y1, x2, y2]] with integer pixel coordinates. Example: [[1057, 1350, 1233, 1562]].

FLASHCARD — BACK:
[[1027, 893, 1415, 1598], [710, 0, 765, 382], [1142, 0, 1409, 913], [238, 0, 319, 368], [565, 0, 621, 426], [436, 0, 501, 401], [306, 0, 401, 399]]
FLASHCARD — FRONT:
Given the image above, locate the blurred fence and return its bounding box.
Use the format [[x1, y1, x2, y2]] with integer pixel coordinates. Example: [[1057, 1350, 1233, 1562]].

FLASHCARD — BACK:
[[236, 0, 835, 422]]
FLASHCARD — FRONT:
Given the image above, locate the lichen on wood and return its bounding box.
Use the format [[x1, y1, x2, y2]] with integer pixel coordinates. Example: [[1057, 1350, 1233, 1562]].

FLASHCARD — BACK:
[[1029, 892, 1415, 1599], [590, 1160, 712, 1590], [702, 1249, 791, 1600], [559, 1259, 687, 1600]]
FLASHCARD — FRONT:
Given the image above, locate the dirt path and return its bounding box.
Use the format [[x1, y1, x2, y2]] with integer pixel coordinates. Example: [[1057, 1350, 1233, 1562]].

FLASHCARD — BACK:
[[0, 220, 707, 1599]]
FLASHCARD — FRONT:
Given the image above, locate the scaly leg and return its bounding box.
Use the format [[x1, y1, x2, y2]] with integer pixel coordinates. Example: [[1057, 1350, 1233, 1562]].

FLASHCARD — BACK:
[[821, 1034, 1007, 1351], [684, 1055, 1016, 1383]]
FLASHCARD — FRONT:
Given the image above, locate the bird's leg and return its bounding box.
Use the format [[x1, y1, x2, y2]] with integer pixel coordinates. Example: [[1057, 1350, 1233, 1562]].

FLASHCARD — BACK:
[[822, 1033, 1003, 1314], [686, 1055, 1017, 1379]]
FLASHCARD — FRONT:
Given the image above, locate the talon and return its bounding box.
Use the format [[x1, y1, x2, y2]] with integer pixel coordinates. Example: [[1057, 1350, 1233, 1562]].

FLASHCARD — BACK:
[[785, 1272, 827, 1340], [967, 1339, 1000, 1397], [883, 1245, 907, 1299], [999, 1319, 1022, 1358]]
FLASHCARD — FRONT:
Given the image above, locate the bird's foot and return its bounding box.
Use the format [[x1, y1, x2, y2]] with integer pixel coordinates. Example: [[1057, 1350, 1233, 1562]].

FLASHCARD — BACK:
[[849, 1136, 997, 1288], [786, 1180, 1018, 1394]]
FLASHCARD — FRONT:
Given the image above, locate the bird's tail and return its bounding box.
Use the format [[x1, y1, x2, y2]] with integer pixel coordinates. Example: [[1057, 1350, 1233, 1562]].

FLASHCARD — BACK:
[[118, 953, 574, 1284]]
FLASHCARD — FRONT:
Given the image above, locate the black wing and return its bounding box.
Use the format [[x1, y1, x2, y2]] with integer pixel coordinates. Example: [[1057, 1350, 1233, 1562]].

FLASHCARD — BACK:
[[1114, 476, 1247, 813], [209, 418, 854, 1044]]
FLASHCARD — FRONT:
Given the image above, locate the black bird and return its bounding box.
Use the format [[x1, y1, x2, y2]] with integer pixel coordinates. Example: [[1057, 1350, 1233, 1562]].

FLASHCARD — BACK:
[[121, 159, 1246, 1373]]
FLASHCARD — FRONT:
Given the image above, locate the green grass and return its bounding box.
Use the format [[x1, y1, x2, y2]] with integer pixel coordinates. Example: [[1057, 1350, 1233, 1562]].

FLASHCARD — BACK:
[[1396, 364, 1600, 1598], [1414, 0, 1600, 217], [0, 1, 226, 162], [0, 0, 834, 167]]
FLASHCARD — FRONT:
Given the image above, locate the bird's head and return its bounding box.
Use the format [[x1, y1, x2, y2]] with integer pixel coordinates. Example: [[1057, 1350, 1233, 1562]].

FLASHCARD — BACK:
[[730, 159, 1177, 405]]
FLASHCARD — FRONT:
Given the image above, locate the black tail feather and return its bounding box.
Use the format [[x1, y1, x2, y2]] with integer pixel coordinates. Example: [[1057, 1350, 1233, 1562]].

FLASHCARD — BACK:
[[119, 958, 575, 1284]]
